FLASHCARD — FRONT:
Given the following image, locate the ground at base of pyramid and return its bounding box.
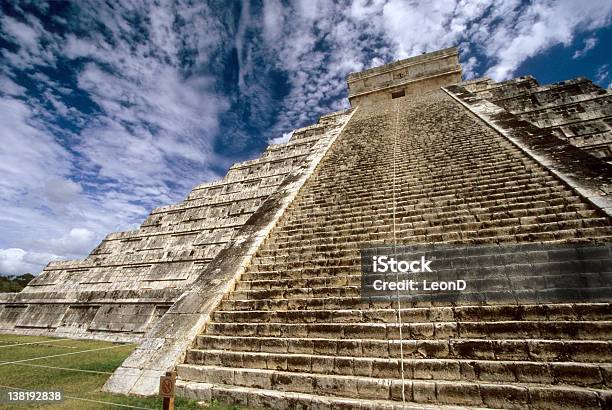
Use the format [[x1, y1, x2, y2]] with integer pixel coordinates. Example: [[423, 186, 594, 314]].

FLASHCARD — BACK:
[[1, 47, 611, 409], [0, 334, 208, 409]]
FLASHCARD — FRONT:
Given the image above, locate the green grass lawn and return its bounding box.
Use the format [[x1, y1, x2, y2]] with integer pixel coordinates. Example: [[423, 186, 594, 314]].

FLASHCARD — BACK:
[[0, 334, 246, 409]]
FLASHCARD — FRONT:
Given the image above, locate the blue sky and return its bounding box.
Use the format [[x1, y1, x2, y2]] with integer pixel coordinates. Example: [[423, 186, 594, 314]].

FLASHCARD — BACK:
[[1, 0, 611, 276]]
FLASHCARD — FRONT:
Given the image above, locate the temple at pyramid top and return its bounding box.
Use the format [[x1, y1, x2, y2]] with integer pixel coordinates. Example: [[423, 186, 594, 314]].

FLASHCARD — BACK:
[[346, 46, 462, 106]]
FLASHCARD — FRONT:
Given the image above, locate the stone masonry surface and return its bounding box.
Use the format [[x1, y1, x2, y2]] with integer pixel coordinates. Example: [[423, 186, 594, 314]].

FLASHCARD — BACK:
[[462, 76, 612, 163], [347, 46, 462, 107]]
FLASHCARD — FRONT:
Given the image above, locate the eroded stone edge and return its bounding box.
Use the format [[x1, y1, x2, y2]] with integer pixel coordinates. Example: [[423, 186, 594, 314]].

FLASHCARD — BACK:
[[102, 107, 359, 396], [442, 85, 612, 219]]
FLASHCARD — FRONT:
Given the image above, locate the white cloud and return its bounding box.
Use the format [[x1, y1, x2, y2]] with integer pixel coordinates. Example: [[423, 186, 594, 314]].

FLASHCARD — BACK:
[[250, 1, 376, 137], [0, 96, 72, 200], [369, 57, 385, 69], [269, 130, 294, 145], [263, 0, 284, 43], [1, 15, 39, 50], [42, 177, 83, 210], [0, 14, 59, 69], [573, 36, 598, 59], [65, 4, 229, 191], [482, 1, 612, 80], [596, 64, 609, 84], [0, 74, 26, 96], [0, 248, 62, 276], [351, 0, 612, 81], [382, 0, 466, 58], [462, 56, 479, 80], [47, 228, 97, 256], [0, 66, 116, 277]]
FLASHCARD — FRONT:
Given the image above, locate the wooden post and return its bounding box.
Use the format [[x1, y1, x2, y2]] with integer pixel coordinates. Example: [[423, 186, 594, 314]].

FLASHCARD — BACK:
[[159, 371, 176, 410]]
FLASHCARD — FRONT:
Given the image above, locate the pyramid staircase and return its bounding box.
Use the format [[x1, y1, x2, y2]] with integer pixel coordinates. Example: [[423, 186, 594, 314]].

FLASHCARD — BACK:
[[175, 90, 612, 409]]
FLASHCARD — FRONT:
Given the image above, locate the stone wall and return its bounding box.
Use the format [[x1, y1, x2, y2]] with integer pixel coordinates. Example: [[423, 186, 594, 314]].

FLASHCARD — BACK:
[[462, 76, 612, 162]]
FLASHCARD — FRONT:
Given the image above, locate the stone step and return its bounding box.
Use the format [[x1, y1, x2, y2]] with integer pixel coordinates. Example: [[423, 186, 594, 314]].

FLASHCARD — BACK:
[[255, 245, 611, 272], [298, 172, 562, 197], [303, 174, 563, 193], [297, 169, 572, 187], [245, 259, 611, 278], [218, 300, 612, 322], [287, 187, 577, 218], [265, 232, 608, 254], [283, 194, 587, 223], [212, 303, 612, 323], [227, 285, 357, 300], [296, 167, 554, 195], [227, 285, 612, 303], [222, 291, 612, 310], [252, 243, 612, 270], [176, 380, 487, 410], [283, 190, 588, 224], [263, 229, 612, 251], [267, 216, 608, 244], [241, 267, 611, 286], [292, 194, 573, 215], [176, 364, 612, 408], [232, 274, 611, 296], [235, 275, 361, 290], [298, 172, 563, 197], [264, 223, 612, 249], [219, 294, 432, 310], [185, 349, 611, 388], [283, 202, 592, 225], [204, 320, 612, 341], [194, 335, 612, 363], [242, 246, 612, 278], [257, 229, 607, 259], [302, 156, 543, 175], [243, 266, 362, 278]]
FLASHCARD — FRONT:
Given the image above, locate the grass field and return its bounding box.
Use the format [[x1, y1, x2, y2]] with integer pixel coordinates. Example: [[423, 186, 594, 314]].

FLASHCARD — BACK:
[[0, 334, 243, 409]]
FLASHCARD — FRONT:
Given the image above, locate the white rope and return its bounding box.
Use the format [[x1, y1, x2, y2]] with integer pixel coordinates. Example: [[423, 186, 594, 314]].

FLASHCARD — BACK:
[[0, 339, 73, 348], [392, 99, 406, 403], [0, 344, 128, 366], [0, 384, 152, 409], [3, 362, 113, 374]]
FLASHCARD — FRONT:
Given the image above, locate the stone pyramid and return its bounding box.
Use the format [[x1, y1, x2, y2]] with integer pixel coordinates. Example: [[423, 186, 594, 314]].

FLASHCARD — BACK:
[[2, 47, 612, 409]]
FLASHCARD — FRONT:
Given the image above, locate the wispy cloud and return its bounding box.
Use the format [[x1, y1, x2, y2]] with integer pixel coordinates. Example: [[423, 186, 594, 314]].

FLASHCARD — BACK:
[[480, 1, 612, 80], [573, 36, 598, 59], [596, 64, 610, 85], [0, 248, 62, 276], [269, 130, 294, 145]]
